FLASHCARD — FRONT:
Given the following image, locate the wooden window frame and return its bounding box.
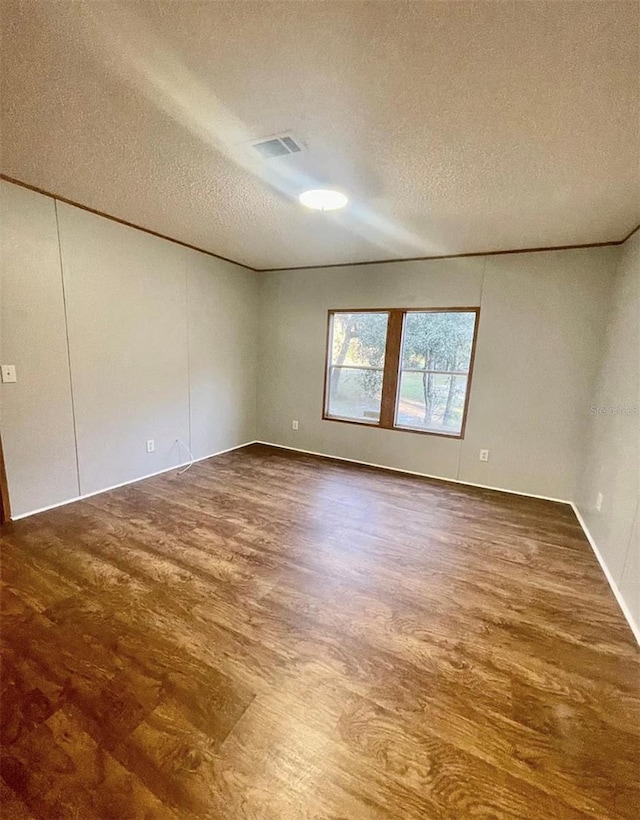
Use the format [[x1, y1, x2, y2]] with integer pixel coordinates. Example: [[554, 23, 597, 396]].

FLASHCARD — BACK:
[[322, 307, 480, 440]]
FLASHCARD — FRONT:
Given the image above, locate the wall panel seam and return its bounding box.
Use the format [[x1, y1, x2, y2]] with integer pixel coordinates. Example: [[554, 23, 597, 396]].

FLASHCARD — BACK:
[[456, 256, 487, 482], [619, 494, 639, 585], [185, 256, 193, 453], [54, 199, 81, 497]]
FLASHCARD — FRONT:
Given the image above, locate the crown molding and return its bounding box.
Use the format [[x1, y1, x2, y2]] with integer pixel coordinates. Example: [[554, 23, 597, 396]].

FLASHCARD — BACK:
[[620, 223, 640, 243], [2, 173, 637, 272], [257, 237, 629, 272], [0, 174, 257, 271]]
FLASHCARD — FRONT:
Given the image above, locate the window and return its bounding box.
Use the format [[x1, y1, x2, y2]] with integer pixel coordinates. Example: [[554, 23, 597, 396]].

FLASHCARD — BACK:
[[325, 311, 389, 423], [396, 310, 477, 436], [323, 308, 479, 438]]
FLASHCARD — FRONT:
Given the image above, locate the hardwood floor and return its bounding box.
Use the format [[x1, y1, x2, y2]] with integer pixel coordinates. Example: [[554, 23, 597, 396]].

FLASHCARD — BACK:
[[1, 443, 638, 819]]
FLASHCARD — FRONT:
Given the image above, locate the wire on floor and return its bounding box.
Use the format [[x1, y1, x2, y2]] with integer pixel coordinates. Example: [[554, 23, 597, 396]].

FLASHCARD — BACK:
[[175, 438, 194, 474]]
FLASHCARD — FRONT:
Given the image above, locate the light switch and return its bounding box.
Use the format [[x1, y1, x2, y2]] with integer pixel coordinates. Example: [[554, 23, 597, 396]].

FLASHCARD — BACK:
[[1, 365, 17, 383]]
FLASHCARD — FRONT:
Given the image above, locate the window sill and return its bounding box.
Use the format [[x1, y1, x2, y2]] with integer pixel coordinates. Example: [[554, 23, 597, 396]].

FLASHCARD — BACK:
[[322, 414, 464, 439]]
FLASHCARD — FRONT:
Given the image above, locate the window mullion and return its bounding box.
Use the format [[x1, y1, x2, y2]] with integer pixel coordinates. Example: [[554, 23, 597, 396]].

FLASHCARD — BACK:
[[379, 310, 404, 428]]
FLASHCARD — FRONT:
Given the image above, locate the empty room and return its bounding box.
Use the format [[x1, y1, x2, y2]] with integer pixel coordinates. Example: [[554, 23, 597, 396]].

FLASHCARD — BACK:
[[0, 1, 638, 818]]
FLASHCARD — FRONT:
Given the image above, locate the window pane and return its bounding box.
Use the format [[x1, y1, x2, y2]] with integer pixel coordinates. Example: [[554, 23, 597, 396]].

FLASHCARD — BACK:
[[327, 367, 383, 422], [395, 310, 476, 436], [326, 312, 388, 423], [401, 311, 476, 371], [331, 312, 389, 368], [396, 372, 468, 435]]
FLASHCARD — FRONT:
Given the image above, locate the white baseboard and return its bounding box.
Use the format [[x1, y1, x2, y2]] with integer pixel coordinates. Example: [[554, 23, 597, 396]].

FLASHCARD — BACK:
[[255, 440, 571, 504], [570, 503, 640, 646], [9, 440, 258, 521]]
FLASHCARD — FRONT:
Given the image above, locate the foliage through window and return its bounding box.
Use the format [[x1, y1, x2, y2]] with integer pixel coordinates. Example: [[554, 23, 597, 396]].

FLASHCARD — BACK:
[[324, 308, 478, 438], [326, 312, 389, 423]]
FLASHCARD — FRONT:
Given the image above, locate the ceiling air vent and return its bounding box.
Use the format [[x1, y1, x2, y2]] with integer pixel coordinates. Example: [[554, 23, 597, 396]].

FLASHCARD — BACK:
[[251, 134, 303, 159]]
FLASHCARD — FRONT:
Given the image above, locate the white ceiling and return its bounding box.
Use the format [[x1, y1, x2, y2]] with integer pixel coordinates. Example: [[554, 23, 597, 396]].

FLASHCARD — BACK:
[[1, 0, 638, 270]]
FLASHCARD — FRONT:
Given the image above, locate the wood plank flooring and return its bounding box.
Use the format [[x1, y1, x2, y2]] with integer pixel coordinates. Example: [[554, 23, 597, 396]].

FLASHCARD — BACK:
[[1, 443, 638, 819]]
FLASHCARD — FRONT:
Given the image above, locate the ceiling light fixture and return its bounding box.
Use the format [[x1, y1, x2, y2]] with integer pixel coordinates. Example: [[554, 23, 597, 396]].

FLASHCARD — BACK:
[[299, 189, 348, 211]]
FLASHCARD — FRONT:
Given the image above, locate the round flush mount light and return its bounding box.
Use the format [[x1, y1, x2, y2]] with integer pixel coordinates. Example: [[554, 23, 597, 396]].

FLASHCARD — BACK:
[[299, 188, 348, 211]]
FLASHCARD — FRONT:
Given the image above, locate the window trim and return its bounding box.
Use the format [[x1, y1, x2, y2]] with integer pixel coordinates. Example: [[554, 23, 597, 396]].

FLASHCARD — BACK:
[[322, 307, 480, 440]]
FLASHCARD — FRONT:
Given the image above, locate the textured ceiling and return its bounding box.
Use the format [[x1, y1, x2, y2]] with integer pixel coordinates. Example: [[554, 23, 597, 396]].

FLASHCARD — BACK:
[[1, 0, 639, 270]]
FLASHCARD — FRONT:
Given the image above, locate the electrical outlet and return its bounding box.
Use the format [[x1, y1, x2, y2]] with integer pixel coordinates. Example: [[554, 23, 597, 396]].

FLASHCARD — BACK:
[[479, 449, 489, 462], [146, 439, 155, 453], [292, 420, 299, 430], [595, 492, 603, 512], [1, 364, 17, 383]]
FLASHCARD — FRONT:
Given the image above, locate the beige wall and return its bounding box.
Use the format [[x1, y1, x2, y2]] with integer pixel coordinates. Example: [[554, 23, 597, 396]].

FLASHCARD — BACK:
[[458, 251, 615, 497], [0, 183, 80, 515], [187, 250, 258, 460], [577, 231, 639, 634], [257, 248, 615, 501], [0, 180, 258, 516], [57, 203, 191, 496]]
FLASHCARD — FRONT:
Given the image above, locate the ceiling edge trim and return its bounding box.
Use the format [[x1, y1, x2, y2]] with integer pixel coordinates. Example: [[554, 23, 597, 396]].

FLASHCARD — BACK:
[[2, 173, 636, 273], [621, 223, 640, 243], [0, 174, 258, 271], [257, 235, 635, 272]]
